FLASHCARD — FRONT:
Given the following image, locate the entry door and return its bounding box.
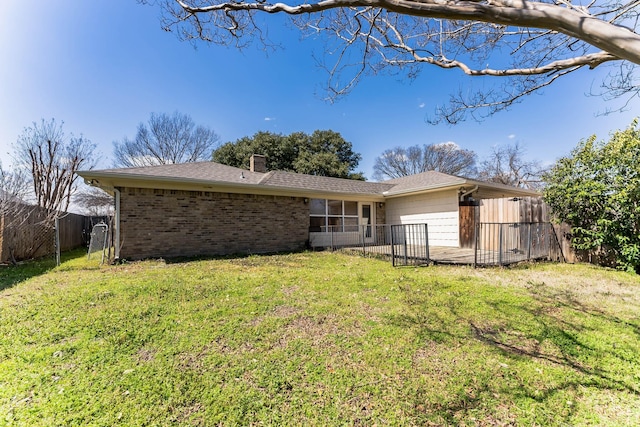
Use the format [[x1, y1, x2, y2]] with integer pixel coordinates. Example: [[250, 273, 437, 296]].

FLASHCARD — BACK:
[[361, 204, 372, 239]]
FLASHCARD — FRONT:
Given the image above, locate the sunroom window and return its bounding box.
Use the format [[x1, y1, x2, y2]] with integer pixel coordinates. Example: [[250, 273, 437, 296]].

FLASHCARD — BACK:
[[309, 199, 359, 232]]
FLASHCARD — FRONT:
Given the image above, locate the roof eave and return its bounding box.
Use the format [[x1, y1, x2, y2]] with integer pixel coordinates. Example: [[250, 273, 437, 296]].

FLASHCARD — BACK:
[[77, 171, 386, 201], [383, 179, 540, 198], [382, 182, 466, 198]]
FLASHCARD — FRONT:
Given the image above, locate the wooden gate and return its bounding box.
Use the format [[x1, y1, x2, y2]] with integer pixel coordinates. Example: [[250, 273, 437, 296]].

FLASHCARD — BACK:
[[459, 201, 479, 248]]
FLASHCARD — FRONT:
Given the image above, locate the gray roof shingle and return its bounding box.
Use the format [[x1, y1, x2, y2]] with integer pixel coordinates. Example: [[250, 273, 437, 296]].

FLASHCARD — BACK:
[[79, 161, 537, 197], [381, 170, 467, 195], [260, 171, 394, 195], [86, 162, 265, 185]]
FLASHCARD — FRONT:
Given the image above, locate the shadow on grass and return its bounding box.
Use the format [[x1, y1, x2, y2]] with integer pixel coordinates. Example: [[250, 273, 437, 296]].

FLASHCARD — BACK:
[[160, 250, 310, 266], [0, 247, 87, 291], [388, 279, 640, 424]]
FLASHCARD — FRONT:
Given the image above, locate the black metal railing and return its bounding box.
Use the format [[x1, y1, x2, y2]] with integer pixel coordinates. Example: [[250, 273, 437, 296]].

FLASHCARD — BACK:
[[309, 222, 563, 267], [474, 222, 564, 266], [309, 223, 430, 266], [390, 224, 430, 267]]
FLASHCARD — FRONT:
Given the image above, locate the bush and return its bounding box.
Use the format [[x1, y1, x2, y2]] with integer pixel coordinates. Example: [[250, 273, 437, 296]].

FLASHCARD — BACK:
[[544, 120, 640, 273]]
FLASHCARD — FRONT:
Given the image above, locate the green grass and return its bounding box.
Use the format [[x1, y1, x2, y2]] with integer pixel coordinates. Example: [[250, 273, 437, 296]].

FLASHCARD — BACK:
[[1, 251, 639, 426]]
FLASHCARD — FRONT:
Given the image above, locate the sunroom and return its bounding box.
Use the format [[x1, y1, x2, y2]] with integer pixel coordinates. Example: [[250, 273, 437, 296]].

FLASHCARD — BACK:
[[308, 198, 380, 248]]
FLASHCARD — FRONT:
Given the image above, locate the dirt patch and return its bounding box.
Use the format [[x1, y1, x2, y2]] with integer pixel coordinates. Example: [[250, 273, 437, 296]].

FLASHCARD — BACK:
[[412, 342, 443, 365], [171, 402, 204, 426], [250, 305, 301, 327], [281, 285, 299, 297], [273, 314, 364, 350], [269, 305, 300, 319], [135, 347, 156, 363]]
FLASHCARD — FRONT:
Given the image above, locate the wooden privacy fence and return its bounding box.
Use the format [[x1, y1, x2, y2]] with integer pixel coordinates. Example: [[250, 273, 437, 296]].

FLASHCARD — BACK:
[[0, 207, 90, 263], [459, 196, 549, 249], [475, 196, 586, 263], [479, 196, 549, 223], [474, 222, 564, 266], [57, 213, 87, 251]]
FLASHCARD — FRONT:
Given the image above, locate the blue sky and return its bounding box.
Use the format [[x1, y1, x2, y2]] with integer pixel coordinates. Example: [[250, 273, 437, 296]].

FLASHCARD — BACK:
[[1, 0, 638, 180]]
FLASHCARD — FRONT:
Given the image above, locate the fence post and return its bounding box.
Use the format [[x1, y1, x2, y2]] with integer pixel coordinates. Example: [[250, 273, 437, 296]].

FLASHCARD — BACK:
[[424, 223, 430, 262], [403, 225, 408, 266], [527, 223, 532, 260], [474, 222, 479, 268], [54, 216, 60, 266], [498, 224, 504, 266], [549, 223, 566, 263], [330, 226, 334, 251], [391, 225, 396, 267]]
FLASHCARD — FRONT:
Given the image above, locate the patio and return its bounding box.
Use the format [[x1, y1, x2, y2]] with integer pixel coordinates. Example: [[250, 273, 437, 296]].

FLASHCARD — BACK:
[[340, 245, 542, 266], [312, 223, 564, 267]]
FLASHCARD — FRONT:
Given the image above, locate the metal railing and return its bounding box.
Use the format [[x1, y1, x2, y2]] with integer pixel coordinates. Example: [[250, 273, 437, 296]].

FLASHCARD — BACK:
[[309, 224, 389, 253], [474, 222, 564, 266], [308, 222, 563, 267], [309, 223, 430, 266], [390, 224, 430, 267]]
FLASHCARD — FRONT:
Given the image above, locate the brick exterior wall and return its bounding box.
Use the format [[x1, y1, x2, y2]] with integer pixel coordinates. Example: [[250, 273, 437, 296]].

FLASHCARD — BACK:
[[118, 188, 310, 260]]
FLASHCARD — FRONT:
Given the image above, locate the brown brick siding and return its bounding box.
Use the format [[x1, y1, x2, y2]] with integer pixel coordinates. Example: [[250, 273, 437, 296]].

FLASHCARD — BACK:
[[118, 188, 310, 260]]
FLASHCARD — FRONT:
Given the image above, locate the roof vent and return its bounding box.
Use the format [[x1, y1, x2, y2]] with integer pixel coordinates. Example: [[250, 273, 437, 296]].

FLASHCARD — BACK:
[[250, 154, 267, 173]]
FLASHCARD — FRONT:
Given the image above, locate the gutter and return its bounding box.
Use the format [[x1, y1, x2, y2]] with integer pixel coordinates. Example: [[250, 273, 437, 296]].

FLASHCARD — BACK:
[[114, 188, 120, 260], [78, 171, 388, 200], [382, 183, 464, 198]]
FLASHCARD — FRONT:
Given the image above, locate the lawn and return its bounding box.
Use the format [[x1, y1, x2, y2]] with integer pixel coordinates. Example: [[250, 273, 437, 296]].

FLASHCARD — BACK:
[[1, 250, 639, 426]]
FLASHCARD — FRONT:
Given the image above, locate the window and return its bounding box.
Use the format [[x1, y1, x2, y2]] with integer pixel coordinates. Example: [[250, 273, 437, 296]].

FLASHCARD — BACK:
[[309, 199, 360, 232]]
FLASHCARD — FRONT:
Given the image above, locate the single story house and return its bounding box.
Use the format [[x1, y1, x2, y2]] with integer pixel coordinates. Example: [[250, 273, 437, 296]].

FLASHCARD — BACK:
[[78, 155, 538, 260]]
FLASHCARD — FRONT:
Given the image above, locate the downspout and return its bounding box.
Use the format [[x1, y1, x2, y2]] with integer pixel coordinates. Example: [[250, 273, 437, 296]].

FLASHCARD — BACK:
[[459, 185, 479, 202], [86, 179, 121, 261], [114, 188, 120, 260]]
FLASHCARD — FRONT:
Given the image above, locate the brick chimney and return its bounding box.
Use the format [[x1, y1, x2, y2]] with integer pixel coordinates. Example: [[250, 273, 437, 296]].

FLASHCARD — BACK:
[[250, 154, 267, 173]]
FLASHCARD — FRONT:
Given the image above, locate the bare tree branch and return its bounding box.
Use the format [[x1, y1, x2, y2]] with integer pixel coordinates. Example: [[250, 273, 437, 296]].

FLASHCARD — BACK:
[[373, 142, 477, 179], [13, 119, 96, 214], [113, 111, 221, 167], [477, 142, 544, 189], [151, 0, 640, 122]]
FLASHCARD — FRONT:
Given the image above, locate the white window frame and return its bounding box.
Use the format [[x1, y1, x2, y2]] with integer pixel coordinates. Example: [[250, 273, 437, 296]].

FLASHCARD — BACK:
[[309, 199, 359, 232]]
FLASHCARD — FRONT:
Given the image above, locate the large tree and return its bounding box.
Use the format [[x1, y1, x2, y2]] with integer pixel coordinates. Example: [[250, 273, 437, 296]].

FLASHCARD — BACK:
[[152, 0, 640, 122], [213, 130, 364, 179], [373, 142, 477, 180], [113, 111, 220, 167], [7, 120, 95, 262], [544, 121, 640, 273], [476, 142, 544, 189], [13, 119, 96, 214]]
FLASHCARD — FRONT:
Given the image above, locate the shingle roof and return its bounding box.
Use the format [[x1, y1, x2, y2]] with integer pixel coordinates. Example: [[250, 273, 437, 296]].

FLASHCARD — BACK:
[[260, 171, 393, 195], [78, 161, 537, 198], [381, 171, 467, 195], [89, 162, 266, 185]]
